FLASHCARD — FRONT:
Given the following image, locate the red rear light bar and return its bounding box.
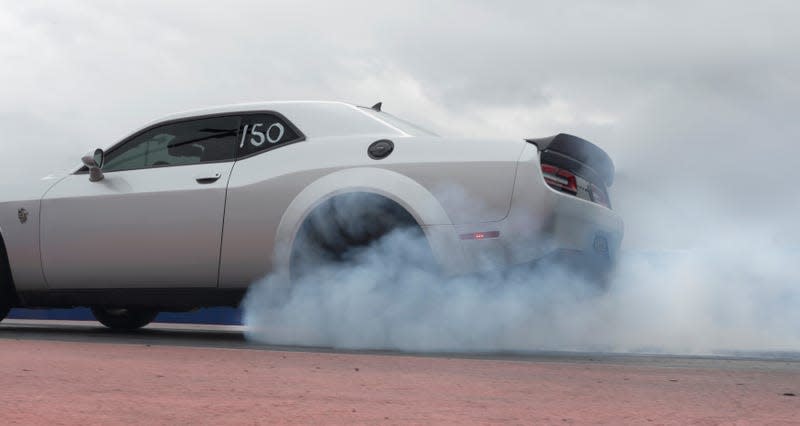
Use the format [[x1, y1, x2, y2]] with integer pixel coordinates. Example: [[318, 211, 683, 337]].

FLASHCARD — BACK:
[[541, 163, 577, 195], [541, 163, 611, 209]]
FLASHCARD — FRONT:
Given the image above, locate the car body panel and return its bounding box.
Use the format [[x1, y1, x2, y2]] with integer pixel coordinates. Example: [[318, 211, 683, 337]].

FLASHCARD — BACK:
[[0, 175, 65, 292], [217, 133, 521, 287], [456, 144, 623, 271], [39, 162, 234, 289]]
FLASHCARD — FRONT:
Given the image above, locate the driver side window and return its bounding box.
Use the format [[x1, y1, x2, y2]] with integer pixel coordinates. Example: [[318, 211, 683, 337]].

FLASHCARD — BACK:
[[103, 116, 240, 173]]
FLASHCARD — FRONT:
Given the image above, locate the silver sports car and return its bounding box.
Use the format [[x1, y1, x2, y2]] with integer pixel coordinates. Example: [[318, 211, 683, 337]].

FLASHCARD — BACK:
[[0, 101, 623, 329]]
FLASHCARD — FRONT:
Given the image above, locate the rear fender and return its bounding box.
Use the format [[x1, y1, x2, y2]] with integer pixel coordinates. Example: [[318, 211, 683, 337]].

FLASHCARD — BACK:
[[273, 167, 464, 273]]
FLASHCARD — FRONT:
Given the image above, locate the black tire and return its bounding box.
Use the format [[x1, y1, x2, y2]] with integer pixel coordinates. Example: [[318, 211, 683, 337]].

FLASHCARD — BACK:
[[91, 307, 158, 330], [0, 266, 10, 323], [0, 303, 9, 323], [0, 236, 16, 323], [290, 193, 435, 281]]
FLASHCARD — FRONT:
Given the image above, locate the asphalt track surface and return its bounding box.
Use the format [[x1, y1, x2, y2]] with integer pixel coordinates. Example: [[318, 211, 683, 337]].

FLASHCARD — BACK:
[[2, 320, 799, 424]]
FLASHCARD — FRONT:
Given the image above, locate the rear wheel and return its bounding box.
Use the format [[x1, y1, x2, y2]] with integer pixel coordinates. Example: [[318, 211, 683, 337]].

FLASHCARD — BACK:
[[91, 307, 158, 330], [290, 193, 434, 280]]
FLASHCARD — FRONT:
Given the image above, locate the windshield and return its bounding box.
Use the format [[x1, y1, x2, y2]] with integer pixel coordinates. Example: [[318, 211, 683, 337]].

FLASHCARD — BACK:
[[358, 107, 439, 136]]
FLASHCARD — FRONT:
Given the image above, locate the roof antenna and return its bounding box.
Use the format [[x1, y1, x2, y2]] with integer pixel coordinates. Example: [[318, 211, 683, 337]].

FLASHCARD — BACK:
[[371, 102, 382, 112]]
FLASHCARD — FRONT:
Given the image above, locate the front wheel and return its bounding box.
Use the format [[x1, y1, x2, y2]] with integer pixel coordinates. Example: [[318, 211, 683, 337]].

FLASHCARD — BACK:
[[0, 303, 9, 323], [91, 307, 158, 330], [0, 285, 13, 323]]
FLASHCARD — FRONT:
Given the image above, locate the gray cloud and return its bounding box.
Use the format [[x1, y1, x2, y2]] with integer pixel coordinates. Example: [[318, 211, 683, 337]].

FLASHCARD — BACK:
[[1, 0, 798, 246]]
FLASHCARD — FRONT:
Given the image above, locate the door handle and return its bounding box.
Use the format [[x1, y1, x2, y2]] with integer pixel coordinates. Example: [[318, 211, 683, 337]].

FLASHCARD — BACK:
[[195, 173, 222, 184]]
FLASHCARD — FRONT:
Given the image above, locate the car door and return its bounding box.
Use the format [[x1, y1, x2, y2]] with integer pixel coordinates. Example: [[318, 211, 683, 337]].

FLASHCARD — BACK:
[[40, 115, 241, 289], [217, 112, 307, 288]]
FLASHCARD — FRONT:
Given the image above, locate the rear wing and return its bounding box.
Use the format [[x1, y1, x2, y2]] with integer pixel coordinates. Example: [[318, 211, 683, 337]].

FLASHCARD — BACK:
[[525, 133, 615, 187]]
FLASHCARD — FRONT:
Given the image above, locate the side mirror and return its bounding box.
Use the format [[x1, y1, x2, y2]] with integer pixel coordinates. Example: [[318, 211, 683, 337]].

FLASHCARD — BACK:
[[81, 148, 105, 182]]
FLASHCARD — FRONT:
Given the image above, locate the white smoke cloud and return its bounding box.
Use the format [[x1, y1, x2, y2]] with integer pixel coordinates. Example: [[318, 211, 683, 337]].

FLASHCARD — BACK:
[[244, 191, 800, 356]]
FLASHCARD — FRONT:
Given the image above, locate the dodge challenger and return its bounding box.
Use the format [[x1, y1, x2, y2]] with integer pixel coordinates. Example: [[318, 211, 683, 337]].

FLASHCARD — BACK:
[[0, 101, 622, 329]]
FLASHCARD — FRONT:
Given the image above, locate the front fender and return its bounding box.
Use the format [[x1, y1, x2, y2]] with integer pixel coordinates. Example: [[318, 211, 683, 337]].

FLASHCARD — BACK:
[[0, 198, 51, 294]]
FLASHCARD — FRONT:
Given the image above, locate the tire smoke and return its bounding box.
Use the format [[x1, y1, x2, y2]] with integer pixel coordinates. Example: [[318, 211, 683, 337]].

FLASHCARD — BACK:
[[243, 193, 800, 355]]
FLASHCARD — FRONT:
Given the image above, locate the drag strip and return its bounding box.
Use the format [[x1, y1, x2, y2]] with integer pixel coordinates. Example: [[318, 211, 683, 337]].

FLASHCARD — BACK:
[[2, 320, 800, 424], [3, 319, 800, 368]]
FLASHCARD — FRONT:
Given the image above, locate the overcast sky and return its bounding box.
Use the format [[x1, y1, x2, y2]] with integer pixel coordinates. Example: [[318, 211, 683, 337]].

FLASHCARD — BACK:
[[1, 1, 798, 247]]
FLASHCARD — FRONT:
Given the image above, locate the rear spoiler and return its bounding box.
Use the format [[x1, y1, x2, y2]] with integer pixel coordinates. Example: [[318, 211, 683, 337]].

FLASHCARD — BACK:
[[525, 133, 615, 187]]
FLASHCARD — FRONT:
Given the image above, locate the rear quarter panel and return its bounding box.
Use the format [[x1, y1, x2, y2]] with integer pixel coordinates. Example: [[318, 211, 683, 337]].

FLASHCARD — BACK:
[[218, 135, 525, 287]]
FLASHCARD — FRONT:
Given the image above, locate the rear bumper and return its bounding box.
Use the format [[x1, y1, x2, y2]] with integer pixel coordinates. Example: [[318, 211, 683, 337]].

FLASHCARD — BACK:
[[449, 144, 623, 277]]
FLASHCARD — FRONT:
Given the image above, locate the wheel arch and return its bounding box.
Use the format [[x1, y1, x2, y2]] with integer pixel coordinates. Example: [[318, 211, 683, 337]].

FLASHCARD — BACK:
[[272, 167, 459, 273]]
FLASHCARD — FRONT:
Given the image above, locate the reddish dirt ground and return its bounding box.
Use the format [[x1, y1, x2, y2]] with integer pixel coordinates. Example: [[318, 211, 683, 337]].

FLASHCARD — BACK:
[[1, 339, 798, 424]]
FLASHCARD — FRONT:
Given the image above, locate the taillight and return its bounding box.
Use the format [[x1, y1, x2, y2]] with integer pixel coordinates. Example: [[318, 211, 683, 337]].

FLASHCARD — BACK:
[[541, 163, 577, 195]]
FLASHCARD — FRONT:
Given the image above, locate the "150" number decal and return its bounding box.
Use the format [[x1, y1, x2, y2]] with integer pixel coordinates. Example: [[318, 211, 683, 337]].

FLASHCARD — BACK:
[[240, 122, 285, 148]]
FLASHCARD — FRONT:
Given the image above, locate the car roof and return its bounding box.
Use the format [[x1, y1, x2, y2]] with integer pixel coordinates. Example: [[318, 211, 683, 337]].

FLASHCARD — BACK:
[[142, 101, 412, 139], [156, 101, 351, 122]]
